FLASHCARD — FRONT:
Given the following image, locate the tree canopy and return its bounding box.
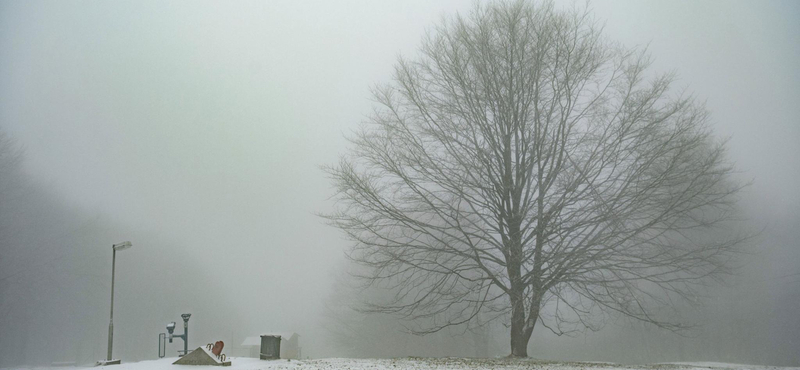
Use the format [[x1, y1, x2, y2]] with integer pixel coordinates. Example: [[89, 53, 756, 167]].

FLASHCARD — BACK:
[[325, 0, 744, 357]]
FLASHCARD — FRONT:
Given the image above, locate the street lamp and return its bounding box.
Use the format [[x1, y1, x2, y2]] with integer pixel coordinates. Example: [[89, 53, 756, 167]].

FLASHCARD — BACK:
[[106, 241, 132, 364]]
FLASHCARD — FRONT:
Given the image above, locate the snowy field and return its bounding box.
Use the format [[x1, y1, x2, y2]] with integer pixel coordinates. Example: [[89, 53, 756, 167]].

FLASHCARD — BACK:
[[4, 357, 799, 370]]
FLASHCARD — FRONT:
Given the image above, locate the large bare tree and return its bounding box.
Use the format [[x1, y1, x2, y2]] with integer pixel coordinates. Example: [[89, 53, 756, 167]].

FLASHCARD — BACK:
[[325, 0, 744, 357]]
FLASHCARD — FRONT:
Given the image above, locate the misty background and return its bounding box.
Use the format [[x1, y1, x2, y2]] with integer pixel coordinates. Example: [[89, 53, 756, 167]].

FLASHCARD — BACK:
[[0, 0, 798, 367]]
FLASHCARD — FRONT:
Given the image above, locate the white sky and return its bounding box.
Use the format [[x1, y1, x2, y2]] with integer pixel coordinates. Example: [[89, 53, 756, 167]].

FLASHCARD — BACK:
[[1, 0, 798, 362]]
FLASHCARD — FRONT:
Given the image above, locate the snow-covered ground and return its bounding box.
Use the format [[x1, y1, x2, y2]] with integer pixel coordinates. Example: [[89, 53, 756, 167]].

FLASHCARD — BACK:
[[3, 357, 799, 370]]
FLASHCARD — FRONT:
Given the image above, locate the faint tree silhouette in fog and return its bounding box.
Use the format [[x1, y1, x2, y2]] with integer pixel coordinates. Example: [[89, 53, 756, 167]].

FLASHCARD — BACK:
[[325, 0, 746, 357], [0, 129, 23, 197], [0, 128, 24, 252]]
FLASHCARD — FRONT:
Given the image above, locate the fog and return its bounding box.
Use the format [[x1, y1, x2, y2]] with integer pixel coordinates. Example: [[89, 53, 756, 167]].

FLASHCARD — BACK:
[[1, 0, 798, 367]]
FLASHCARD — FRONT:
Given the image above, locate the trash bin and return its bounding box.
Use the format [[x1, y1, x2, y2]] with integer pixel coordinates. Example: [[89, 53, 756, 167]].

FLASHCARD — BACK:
[[259, 335, 281, 360]]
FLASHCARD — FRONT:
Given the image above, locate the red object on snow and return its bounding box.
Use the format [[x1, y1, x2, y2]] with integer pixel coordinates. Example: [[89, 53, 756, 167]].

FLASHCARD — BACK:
[[212, 341, 224, 356]]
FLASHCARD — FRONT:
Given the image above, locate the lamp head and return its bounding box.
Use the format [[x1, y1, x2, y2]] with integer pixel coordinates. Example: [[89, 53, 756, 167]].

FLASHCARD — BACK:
[[181, 313, 191, 322], [113, 241, 132, 251]]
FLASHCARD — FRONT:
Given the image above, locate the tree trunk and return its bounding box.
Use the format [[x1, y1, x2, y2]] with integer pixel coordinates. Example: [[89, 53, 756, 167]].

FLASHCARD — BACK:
[[509, 287, 539, 357], [508, 289, 533, 357], [509, 319, 530, 357]]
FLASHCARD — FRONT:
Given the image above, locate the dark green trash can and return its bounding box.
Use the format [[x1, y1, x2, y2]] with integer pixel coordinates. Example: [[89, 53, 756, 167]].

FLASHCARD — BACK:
[[259, 335, 281, 360]]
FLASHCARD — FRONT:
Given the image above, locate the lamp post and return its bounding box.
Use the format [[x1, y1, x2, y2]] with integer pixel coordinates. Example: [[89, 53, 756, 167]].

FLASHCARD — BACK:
[[107, 241, 132, 364]]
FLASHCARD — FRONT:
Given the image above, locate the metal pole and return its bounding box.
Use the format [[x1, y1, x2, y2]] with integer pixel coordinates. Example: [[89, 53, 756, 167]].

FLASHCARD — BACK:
[[183, 319, 188, 356], [107, 247, 116, 361]]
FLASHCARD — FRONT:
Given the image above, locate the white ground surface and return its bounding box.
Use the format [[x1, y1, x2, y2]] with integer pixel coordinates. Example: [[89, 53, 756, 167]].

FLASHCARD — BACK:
[[3, 357, 799, 370]]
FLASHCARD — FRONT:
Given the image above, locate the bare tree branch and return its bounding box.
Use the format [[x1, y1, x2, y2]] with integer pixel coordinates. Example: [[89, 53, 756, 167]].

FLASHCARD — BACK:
[[323, 0, 746, 357]]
